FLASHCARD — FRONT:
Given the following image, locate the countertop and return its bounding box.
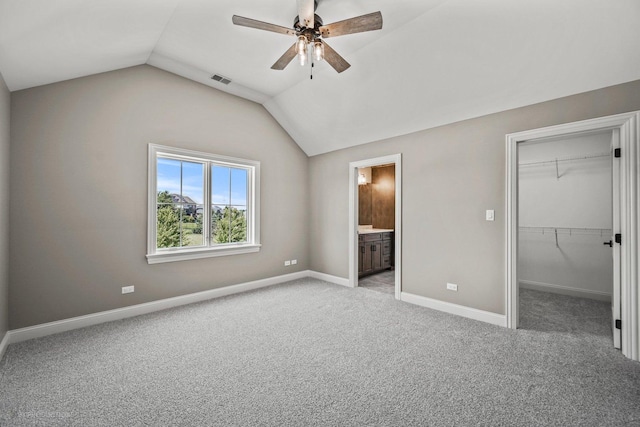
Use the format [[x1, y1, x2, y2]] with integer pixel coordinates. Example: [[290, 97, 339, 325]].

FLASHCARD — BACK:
[[358, 227, 394, 234]]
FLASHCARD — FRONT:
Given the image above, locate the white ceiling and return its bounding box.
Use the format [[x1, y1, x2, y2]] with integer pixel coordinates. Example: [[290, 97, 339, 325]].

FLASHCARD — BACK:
[[1, 0, 639, 156]]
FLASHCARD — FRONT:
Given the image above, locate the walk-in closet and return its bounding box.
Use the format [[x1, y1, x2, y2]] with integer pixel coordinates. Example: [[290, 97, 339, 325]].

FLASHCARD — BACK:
[[517, 130, 615, 340]]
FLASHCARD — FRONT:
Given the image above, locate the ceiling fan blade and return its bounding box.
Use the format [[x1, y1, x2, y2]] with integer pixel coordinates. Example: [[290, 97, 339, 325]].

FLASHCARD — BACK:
[[322, 42, 350, 73], [271, 43, 298, 70], [297, 0, 315, 28], [232, 15, 296, 36], [319, 11, 383, 38]]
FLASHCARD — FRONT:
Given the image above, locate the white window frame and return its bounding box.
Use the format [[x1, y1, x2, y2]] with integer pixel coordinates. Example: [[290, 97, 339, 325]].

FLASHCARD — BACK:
[[147, 144, 261, 264]]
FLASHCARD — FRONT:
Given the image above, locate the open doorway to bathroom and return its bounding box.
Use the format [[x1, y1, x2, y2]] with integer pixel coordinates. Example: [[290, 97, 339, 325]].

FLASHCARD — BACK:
[[349, 154, 402, 299], [357, 164, 396, 295]]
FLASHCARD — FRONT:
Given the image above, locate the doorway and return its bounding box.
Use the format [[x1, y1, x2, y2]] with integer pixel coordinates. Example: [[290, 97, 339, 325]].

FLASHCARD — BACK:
[[349, 154, 402, 299], [357, 164, 395, 295], [506, 112, 640, 361], [517, 130, 617, 346]]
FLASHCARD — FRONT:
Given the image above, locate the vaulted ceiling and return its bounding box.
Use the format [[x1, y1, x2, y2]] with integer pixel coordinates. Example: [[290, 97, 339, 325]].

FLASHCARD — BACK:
[[1, 0, 639, 156]]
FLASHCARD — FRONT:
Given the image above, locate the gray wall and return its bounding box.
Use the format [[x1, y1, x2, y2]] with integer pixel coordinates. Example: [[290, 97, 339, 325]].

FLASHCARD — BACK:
[[0, 72, 9, 338], [7, 63, 640, 328], [309, 79, 640, 315], [10, 65, 309, 329]]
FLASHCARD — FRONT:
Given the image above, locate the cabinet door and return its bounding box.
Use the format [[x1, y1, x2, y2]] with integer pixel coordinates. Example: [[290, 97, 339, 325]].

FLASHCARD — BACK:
[[358, 242, 366, 273], [371, 241, 383, 270], [363, 243, 374, 273], [382, 238, 392, 268]]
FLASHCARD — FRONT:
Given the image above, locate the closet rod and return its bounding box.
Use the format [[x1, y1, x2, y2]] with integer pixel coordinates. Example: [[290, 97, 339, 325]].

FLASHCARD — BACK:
[[519, 152, 610, 167]]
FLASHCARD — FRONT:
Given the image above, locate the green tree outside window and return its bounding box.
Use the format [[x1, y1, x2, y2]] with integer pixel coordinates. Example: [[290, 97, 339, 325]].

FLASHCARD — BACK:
[[213, 207, 247, 244], [157, 191, 181, 248]]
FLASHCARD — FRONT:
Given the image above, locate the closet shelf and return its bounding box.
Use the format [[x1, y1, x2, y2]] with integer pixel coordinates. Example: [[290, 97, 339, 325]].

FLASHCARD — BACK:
[[519, 226, 612, 236], [519, 226, 612, 248], [518, 152, 610, 167]]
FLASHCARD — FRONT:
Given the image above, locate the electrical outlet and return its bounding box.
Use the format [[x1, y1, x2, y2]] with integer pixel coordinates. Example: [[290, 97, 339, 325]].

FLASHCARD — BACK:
[[486, 210, 495, 221], [122, 286, 135, 294], [291, 259, 297, 265], [284, 260, 291, 266], [446, 283, 458, 292]]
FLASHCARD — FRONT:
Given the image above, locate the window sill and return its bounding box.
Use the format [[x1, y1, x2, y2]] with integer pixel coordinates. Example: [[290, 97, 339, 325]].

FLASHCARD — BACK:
[[146, 244, 261, 264]]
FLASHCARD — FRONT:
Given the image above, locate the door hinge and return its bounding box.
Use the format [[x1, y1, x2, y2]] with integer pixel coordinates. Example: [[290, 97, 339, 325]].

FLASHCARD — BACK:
[[614, 148, 621, 158], [615, 233, 622, 245], [615, 319, 621, 329]]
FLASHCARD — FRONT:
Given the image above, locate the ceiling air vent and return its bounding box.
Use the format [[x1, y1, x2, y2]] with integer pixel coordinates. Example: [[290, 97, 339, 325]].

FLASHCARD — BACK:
[[211, 74, 232, 85]]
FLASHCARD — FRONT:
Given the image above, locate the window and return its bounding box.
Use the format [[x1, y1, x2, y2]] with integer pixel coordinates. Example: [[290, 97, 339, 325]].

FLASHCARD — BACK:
[[147, 144, 260, 264]]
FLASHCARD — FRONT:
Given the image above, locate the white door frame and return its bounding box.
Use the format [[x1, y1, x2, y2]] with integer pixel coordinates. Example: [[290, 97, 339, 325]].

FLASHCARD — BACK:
[[349, 154, 402, 299], [612, 129, 622, 349], [506, 111, 640, 361]]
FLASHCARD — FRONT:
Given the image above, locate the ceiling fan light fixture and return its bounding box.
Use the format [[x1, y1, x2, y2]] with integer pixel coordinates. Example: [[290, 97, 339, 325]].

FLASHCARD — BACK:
[[313, 40, 324, 61], [299, 49, 307, 66], [295, 35, 308, 56]]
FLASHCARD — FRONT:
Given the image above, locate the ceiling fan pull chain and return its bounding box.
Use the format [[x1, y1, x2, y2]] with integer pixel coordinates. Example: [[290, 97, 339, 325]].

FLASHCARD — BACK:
[[310, 61, 314, 79]]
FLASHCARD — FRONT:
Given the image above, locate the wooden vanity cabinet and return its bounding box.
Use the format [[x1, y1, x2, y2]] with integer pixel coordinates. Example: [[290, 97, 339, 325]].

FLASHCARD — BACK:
[[358, 232, 393, 277]]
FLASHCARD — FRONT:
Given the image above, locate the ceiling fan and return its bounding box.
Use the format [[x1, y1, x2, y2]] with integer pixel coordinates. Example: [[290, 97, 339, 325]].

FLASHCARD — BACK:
[[232, 0, 383, 73]]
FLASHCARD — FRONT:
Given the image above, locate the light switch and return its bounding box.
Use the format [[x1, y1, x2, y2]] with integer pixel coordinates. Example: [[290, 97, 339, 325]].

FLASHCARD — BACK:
[[486, 210, 495, 221]]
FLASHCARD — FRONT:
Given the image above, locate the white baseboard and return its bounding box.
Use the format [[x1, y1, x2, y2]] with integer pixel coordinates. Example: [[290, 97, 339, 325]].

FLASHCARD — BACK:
[[8, 270, 310, 345], [0, 330, 9, 361], [306, 271, 350, 287], [3, 271, 506, 349], [400, 292, 507, 327], [519, 280, 612, 302]]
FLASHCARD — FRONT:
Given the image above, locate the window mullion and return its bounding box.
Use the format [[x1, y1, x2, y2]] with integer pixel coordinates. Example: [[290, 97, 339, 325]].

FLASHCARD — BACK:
[[204, 161, 211, 248], [247, 167, 252, 243], [179, 161, 184, 248], [228, 167, 232, 243]]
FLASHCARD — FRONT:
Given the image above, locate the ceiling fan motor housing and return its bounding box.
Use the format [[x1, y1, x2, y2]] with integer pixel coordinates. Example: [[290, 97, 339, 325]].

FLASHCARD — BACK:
[[293, 14, 323, 34]]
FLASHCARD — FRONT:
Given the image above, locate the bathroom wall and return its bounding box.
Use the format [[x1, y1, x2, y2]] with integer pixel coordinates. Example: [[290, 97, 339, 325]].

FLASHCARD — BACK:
[[372, 165, 395, 229], [358, 165, 395, 228], [358, 184, 372, 226]]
